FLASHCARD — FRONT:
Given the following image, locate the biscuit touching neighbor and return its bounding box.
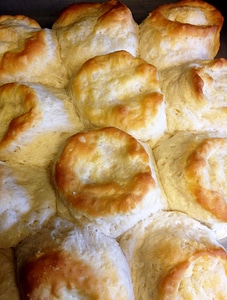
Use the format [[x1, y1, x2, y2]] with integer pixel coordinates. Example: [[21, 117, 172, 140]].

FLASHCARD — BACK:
[[159, 58, 227, 134], [52, 0, 139, 76], [0, 15, 68, 87], [0, 82, 83, 167], [54, 127, 167, 238], [0, 161, 56, 248], [69, 50, 167, 143], [119, 211, 227, 300], [139, 0, 224, 70], [16, 216, 134, 300], [153, 131, 227, 239]]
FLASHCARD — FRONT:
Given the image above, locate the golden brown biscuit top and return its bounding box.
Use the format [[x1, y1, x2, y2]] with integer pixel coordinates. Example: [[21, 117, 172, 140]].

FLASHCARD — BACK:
[[0, 83, 39, 149], [69, 50, 166, 141], [0, 15, 68, 87], [0, 14, 41, 30], [185, 138, 227, 221], [55, 127, 155, 217], [193, 58, 227, 107], [18, 250, 102, 299], [0, 15, 46, 76], [0, 29, 51, 79], [53, 0, 133, 29], [145, 0, 223, 31], [158, 248, 227, 299], [119, 211, 227, 299], [139, 0, 224, 70]]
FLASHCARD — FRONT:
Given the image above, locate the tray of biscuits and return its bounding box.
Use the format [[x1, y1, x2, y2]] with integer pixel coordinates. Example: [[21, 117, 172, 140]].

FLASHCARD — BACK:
[[0, 0, 227, 299]]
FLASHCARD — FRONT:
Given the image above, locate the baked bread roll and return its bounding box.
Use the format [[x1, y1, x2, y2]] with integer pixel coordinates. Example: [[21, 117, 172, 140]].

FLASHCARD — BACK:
[[153, 131, 227, 239], [0, 82, 83, 167], [139, 0, 224, 70], [0, 15, 68, 88], [54, 127, 168, 238], [69, 50, 167, 143], [52, 0, 139, 76], [0, 161, 56, 248], [16, 216, 134, 300], [159, 58, 227, 134], [0, 248, 20, 300], [119, 211, 227, 300]]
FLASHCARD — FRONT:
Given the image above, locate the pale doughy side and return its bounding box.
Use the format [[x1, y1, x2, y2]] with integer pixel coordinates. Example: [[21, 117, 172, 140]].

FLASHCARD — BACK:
[[0, 161, 56, 248]]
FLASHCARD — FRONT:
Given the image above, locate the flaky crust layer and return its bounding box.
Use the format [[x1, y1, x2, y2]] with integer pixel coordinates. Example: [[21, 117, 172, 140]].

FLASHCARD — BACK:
[[53, 0, 138, 75], [139, 0, 224, 70], [69, 50, 167, 142], [54, 127, 167, 237], [0, 15, 68, 87], [119, 211, 227, 300], [0, 161, 56, 248], [153, 132, 227, 239], [0, 82, 83, 167], [16, 217, 134, 300]]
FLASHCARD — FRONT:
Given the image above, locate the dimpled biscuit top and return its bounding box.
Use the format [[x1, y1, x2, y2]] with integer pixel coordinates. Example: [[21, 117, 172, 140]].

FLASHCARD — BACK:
[[52, 0, 139, 76], [139, 0, 224, 70], [69, 50, 166, 143], [153, 131, 227, 239], [0, 15, 68, 87], [54, 127, 167, 237]]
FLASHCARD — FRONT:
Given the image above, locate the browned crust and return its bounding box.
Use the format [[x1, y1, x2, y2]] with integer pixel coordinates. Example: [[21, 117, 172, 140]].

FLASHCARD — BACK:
[[55, 127, 155, 217], [0, 83, 40, 149], [0, 30, 48, 77], [191, 58, 227, 104], [0, 15, 41, 28], [52, 0, 131, 29], [185, 138, 227, 221], [18, 250, 101, 299], [142, 0, 224, 58], [146, 0, 224, 30], [70, 50, 164, 136], [158, 248, 227, 299]]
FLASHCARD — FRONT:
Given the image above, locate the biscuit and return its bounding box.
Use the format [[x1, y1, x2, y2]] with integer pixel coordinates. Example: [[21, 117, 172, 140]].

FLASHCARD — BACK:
[[54, 127, 167, 238], [52, 0, 139, 76], [119, 211, 227, 300], [0, 82, 83, 167], [153, 131, 227, 239], [69, 50, 167, 143], [159, 58, 227, 134], [16, 216, 134, 299], [0, 161, 56, 248], [139, 0, 224, 70], [0, 15, 68, 87]]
